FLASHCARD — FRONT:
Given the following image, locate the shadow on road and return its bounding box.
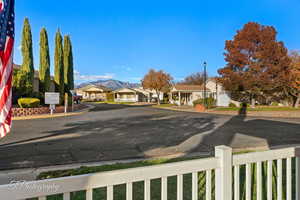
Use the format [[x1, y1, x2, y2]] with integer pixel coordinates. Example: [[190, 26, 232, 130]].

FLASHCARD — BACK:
[[0, 103, 300, 169], [88, 103, 152, 112], [192, 103, 300, 153]]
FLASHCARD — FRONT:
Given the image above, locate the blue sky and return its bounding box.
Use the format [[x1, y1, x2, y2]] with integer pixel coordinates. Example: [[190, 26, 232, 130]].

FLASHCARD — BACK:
[[14, 0, 300, 83]]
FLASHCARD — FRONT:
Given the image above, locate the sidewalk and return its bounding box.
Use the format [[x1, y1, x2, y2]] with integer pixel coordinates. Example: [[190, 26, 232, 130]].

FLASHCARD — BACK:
[[0, 158, 144, 185], [0, 151, 208, 185], [0, 143, 296, 185]]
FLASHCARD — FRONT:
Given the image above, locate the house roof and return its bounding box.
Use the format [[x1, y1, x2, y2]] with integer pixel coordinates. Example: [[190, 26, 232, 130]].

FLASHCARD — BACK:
[[77, 84, 112, 92], [114, 88, 139, 93], [132, 87, 151, 95], [173, 84, 210, 92]]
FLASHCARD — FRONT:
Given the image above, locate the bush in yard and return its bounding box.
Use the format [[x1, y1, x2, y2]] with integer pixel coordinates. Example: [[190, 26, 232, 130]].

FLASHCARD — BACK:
[[271, 102, 279, 106], [229, 102, 238, 107], [18, 98, 40, 108], [163, 97, 169, 104], [193, 97, 216, 108], [106, 93, 114, 102]]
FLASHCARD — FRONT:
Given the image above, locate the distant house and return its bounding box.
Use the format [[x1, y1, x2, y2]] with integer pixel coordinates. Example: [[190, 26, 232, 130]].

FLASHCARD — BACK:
[[114, 87, 163, 103], [170, 79, 236, 107], [76, 84, 112, 101], [170, 84, 211, 106], [206, 78, 234, 107], [114, 88, 148, 102]]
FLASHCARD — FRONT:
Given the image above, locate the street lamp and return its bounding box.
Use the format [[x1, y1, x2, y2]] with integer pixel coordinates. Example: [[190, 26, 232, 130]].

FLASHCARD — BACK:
[[203, 62, 207, 108]]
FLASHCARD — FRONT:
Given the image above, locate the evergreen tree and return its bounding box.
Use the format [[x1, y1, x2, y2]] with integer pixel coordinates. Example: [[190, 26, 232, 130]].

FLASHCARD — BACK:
[[21, 18, 34, 94], [39, 28, 51, 93], [54, 30, 64, 102], [63, 35, 74, 93]]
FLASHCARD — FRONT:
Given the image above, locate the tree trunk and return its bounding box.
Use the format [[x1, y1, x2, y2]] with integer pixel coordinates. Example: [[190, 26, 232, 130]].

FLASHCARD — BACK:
[[156, 91, 160, 105], [251, 96, 255, 108], [294, 94, 300, 108]]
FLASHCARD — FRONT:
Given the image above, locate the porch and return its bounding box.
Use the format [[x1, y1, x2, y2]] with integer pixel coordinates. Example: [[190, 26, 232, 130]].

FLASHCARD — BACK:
[[170, 92, 194, 106], [170, 84, 212, 106], [115, 92, 138, 102], [84, 90, 108, 101]]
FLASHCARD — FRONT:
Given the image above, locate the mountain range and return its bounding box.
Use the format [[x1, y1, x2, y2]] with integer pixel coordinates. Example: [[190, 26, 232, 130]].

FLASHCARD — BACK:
[[76, 79, 141, 90]]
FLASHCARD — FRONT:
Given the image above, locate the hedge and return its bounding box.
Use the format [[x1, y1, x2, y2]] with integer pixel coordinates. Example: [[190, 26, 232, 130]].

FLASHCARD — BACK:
[[18, 98, 40, 108], [193, 97, 216, 108]]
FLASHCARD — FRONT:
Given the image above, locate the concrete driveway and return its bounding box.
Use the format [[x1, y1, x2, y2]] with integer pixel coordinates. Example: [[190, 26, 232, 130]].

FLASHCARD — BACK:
[[0, 103, 299, 170]]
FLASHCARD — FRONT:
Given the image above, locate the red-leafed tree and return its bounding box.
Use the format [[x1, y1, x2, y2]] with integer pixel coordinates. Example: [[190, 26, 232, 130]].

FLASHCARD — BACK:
[[218, 22, 291, 107], [180, 72, 205, 85], [285, 51, 300, 107], [142, 69, 173, 105]]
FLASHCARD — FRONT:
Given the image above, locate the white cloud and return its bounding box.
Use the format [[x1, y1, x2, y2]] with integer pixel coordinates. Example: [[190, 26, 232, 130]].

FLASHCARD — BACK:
[[115, 65, 132, 71], [174, 77, 184, 81], [74, 70, 114, 81]]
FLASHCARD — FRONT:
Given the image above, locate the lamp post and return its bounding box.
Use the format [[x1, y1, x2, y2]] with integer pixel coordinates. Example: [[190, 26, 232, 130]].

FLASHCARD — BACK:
[[203, 62, 207, 108]]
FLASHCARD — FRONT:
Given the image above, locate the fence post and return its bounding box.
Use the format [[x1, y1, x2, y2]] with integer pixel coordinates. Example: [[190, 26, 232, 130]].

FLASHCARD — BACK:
[[296, 157, 300, 200], [215, 145, 232, 200]]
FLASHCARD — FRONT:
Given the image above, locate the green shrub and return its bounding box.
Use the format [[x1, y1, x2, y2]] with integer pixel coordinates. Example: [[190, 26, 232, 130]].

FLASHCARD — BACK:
[[229, 102, 238, 107], [18, 98, 40, 108], [193, 99, 203, 106], [106, 93, 115, 102], [271, 102, 279, 106], [193, 97, 216, 108], [163, 97, 169, 104]]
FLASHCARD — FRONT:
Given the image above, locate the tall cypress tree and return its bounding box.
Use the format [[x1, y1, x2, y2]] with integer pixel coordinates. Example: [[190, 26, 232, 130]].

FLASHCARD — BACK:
[[54, 30, 64, 102], [63, 35, 74, 93], [21, 18, 34, 94], [39, 28, 51, 93]]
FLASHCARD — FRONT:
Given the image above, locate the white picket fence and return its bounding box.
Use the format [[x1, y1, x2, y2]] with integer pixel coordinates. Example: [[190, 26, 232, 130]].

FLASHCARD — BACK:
[[0, 145, 300, 200]]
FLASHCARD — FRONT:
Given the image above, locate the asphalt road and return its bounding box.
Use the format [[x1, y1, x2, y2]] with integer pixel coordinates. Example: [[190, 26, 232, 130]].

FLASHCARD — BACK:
[[0, 103, 299, 170]]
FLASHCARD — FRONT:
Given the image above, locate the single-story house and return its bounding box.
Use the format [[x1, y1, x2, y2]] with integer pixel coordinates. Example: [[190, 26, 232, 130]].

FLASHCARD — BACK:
[[170, 84, 212, 106], [206, 78, 236, 107], [170, 79, 237, 107], [76, 85, 112, 101], [114, 88, 147, 102], [114, 87, 164, 103]]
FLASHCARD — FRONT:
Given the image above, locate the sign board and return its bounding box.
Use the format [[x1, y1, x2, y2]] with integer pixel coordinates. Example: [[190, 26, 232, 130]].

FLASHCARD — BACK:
[[45, 92, 60, 105]]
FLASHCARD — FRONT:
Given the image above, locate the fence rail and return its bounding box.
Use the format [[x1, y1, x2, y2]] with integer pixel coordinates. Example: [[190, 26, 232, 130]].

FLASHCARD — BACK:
[[0, 145, 300, 200]]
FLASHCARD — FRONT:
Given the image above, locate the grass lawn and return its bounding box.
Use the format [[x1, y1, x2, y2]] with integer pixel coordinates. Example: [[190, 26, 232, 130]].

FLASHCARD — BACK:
[[152, 103, 175, 108], [214, 106, 300, 112], [92, 101, 135, 105], [34, 155, 296, 200]]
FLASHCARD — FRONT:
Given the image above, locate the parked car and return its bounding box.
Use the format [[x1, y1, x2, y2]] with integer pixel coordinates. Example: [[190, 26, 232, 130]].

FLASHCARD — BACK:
[[73, 95, 82, 104]]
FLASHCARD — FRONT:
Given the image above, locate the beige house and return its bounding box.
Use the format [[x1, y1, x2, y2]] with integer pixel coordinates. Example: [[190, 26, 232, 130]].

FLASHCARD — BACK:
[[114, 87, 164, 103], [114, 88, 148, 102], [76, 85, 112, 101], [170, 79, 237, 107], [170, 84, 212, 106], [206, 78, 235, 107]]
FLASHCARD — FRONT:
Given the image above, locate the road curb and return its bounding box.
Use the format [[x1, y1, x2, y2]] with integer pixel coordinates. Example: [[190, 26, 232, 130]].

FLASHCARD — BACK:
[[153, 106, 300, 119]]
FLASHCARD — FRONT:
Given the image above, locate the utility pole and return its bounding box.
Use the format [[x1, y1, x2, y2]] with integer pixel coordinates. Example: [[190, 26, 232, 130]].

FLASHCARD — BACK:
[[203, 62, 207, 108]]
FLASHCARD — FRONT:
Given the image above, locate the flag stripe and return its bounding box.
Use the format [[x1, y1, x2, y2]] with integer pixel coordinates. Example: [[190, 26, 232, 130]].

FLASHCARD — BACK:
[[0, 0, 14, 138]]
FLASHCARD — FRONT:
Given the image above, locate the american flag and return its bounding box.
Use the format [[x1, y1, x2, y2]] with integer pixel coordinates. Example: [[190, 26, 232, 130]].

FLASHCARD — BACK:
[[0, 0, 14, 138]]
